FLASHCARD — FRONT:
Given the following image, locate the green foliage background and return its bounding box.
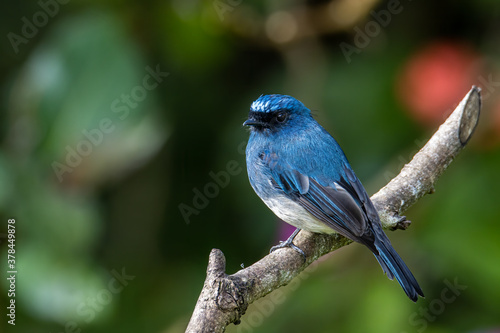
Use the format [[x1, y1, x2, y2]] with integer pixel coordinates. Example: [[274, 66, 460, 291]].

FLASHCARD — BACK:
[[0, 0, 499, 332]]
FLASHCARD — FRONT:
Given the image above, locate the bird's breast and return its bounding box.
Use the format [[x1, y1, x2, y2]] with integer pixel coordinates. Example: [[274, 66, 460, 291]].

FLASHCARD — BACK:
[[262, 193, 337, 234]]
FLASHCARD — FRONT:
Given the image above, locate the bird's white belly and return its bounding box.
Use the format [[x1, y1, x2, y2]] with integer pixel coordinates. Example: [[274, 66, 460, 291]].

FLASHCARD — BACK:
[[263, 194, 336, 235]]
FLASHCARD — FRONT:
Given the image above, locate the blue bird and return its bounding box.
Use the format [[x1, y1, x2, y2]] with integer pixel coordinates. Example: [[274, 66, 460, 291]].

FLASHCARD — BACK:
[[244, 94, 424, 302]]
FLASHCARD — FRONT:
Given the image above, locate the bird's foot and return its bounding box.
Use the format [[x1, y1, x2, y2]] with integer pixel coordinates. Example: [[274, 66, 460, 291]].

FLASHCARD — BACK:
[[270, 228, 306, 261]]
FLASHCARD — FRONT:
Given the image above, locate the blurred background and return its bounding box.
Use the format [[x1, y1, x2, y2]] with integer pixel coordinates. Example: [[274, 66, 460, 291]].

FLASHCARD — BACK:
[[1, 0, 499, 332]]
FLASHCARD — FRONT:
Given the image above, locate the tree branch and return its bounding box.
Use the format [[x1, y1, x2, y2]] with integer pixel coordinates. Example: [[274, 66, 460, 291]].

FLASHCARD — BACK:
[[185, 87, 481, 333]]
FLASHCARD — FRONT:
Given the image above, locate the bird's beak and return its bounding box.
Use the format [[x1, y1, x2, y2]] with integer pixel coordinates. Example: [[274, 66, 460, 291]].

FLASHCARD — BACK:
[[243, 119, 263, 127]]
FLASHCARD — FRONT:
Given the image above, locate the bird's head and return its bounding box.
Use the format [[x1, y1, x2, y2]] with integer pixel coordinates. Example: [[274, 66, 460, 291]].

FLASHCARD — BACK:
[[243, 94, 312, 133]]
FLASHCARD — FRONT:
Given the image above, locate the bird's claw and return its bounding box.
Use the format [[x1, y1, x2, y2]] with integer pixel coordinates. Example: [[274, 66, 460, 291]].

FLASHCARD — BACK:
[[269, 228, 306, 261]]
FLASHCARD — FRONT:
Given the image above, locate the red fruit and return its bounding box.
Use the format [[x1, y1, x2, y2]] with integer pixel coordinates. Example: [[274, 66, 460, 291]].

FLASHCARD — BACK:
[[397, 41, 480, 126]]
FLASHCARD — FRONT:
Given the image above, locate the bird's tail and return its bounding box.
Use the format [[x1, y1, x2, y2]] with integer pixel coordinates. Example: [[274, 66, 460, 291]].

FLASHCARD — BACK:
[[373, 233, 424, 302]]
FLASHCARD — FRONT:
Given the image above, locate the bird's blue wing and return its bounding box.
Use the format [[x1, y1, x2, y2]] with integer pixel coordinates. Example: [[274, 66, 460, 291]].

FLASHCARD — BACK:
[[339, 165, 380, 224], [264, 151, 377, 241]]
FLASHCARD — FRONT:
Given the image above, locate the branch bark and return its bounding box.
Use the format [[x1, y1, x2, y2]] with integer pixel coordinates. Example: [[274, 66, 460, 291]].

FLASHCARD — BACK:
[[185, 87, 481, 333]]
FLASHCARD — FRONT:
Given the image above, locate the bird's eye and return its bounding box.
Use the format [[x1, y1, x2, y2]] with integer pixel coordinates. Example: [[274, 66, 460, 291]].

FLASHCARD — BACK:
[[275, 111, 287, 123]]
